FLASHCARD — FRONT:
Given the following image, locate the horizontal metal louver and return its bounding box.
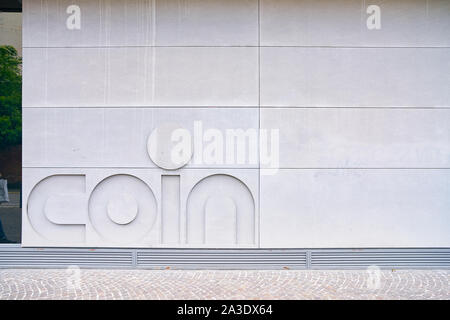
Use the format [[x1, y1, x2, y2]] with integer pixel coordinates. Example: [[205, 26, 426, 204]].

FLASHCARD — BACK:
[[0, 246, 133, 268], [310, 249, 450, 269], [136, 249, 308, 269], [0, 246, 449, 269]]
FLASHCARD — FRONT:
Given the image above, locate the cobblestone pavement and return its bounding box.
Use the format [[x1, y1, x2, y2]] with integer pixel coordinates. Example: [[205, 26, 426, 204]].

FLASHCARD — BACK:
[[0, 269, 448, 300]]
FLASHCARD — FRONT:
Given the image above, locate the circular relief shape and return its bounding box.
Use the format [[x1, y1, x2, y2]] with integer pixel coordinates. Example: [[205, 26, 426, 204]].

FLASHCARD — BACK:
[[88, 175, 157, 244], [106, 194, 138, 225], [147, 122, 193, 170]]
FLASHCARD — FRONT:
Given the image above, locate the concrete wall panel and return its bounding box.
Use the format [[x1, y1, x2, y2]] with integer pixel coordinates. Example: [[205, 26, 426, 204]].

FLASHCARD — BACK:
[[261, 0, 450, 47], [23, 107, 259, 168], [23, 47, 259, 107], [156, 0, 258, 46], [260, 47, 450, 107], [23, 0, 258, 47], [261, 108, 450, 168], [22, 168, 259, 248], [261, 169, 450, 248]]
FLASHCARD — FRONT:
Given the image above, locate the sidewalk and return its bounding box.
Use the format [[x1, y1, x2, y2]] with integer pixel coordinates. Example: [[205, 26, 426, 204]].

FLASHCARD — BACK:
[[0, 190, 20, 208], [0, 269, 448, 300], [0, 189, 21, 243]]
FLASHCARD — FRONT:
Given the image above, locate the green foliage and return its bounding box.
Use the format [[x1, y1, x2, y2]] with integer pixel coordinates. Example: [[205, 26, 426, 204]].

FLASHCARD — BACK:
[[0, 45, 22, 148]]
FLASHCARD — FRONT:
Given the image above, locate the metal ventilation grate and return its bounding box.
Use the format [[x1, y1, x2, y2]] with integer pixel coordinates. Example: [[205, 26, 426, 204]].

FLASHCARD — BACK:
[[136, 249, 308, 269], [310, 249, 450, 269], [0, 246, 134, 268], [1, 246, 449, 269]]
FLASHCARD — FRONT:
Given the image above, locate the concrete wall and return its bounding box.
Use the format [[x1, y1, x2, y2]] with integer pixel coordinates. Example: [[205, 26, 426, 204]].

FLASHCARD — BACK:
[[22, 0, 450, 248], [0, 12, 22, 55]]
